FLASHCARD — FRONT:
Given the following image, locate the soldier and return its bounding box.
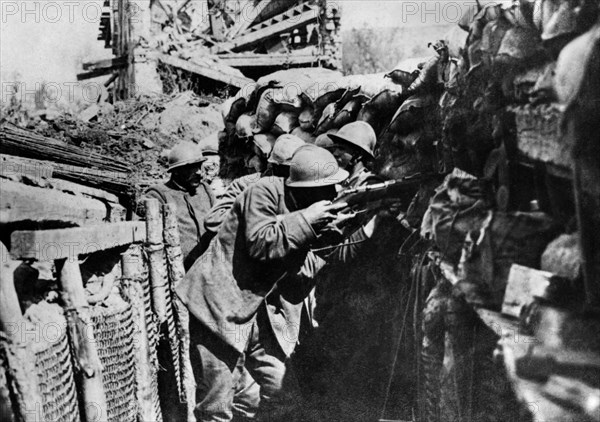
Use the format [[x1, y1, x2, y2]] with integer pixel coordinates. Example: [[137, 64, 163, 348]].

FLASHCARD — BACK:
[[198, 132, 226, 199], [177, 145, 379, 422], [327, 121, 380, 188], [145, 141, 215, 270]]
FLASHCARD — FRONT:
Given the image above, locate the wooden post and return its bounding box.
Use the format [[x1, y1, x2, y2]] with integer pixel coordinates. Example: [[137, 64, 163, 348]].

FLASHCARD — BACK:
[[122, 244, 163, 422], [113, 0, 133, 100], [144, 198, 169, 323], [0, 245, 24, 337], [58, 259, 108, 422], [573, 160, 599, 307], [0, 244, 43, 422], [163, 203, 195, 421]]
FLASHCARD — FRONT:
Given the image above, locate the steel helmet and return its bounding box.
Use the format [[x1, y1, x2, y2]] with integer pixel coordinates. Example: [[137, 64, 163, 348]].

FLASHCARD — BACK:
[[273, 112, 299, 135], [167, 141, 206, 172], [252, 133, 276, 157], [327, 121, 376, 158], [298, 108, 315, 131], [236, 113, 258, 138], [268, 134, 306, 165], [198, 131, 220, 155], [315, 129, 338, 149], [286, 145, 349, 187]]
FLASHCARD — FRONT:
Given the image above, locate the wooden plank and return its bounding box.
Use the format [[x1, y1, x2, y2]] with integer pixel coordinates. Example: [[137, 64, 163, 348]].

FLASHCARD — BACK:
[[77, 67, 121, 81], [10, 222, 146, 261], [1, 180, 109, 225], [158, 54, 253, 88], [82, 55, 128, 71], [502, 265, 557, 318], [226, 0, 273, 39], [1, 154, 121, 204], [475, 308, 521, 340], [220, 6, 318, 52], [215, 51, 322, 67], [0, 243, 25, 335]]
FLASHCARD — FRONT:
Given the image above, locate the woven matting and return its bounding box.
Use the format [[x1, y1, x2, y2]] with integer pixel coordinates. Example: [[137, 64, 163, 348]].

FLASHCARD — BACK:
[[90, 300, 137, 422]]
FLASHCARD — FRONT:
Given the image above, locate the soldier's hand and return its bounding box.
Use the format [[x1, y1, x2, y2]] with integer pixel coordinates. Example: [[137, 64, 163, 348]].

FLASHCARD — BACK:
[[302, 201, 348, 230]]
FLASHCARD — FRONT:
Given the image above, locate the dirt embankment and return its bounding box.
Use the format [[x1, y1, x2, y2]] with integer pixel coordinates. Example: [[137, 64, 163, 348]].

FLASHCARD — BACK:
[[3, 91, 224, 192]]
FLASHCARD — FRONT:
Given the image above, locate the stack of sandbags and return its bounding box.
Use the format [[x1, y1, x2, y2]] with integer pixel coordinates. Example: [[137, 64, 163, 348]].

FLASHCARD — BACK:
[[218, 67, 433, 179]]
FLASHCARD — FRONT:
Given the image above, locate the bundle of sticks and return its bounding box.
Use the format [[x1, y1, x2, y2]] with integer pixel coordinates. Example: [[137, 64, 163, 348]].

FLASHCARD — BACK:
[[0, 123, 130, 173]]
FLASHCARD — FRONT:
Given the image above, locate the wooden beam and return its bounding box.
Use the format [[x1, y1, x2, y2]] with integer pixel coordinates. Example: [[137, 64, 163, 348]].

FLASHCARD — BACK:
[[220, 6, 318, 52], [78, 67, 122, 81], [158, 54, 254, 88], [0, 154, 122, 204], [226, 0, 273, 39], [10, 222, 146, 261], [215, 51, 322, 67], [82, 55, 128, 71], [1, 180, 109, 225]]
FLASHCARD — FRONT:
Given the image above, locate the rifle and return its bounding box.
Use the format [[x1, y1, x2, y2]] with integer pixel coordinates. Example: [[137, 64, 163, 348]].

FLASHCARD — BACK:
[[312, 172, 442, 251], [333, 172, 441, 214]]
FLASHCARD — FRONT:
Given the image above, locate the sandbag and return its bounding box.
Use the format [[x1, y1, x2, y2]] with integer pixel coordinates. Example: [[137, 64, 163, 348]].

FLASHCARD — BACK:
[[495, 26, 544, 65], [335, 87, 362, 109], [480, 18, 512, 64], [314, 102, 338, 135], [298, 108, 315, 132], [364, 89, 405, 117], [256, 68, 343, 98], [356, 90, 403, 135], [330, 98, 363, 129], [236, 113, 258, 138], [221, 82, 256, 124], [407, 55, 442, 94], [312, 88, 347, 111], [388, 94, 435, 135], [356, 104, 381, 135], [271, 111, 299, 136], [291, 126, 316, 144], [255, 88, 302, 132], [337, 73, 403, 97], [384, 69, 419, 88]]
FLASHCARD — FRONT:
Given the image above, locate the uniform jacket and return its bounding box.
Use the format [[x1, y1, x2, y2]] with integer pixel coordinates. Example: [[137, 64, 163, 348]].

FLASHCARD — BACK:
[[145, 179, 215, 270], [177, 177, 365, 356], [204, 173, 264, 234]]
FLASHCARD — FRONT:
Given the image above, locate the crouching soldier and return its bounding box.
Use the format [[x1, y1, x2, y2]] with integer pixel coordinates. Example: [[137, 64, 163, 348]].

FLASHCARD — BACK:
[[145, 141, 215, 270], [177, 145, 379, 422]]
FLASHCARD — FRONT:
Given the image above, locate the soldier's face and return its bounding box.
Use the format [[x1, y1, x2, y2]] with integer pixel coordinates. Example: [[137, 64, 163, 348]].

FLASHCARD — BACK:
[[331, 143, 355, 170], [173, 163, 203, 189], [288, 185, 337, 210]]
